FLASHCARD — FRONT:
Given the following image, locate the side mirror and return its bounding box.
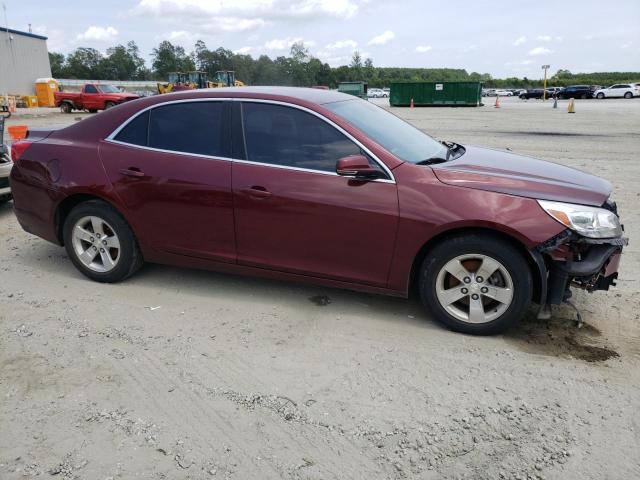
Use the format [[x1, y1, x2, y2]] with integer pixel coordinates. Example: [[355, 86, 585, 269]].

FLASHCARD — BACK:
[[336, 155, 384, 179]]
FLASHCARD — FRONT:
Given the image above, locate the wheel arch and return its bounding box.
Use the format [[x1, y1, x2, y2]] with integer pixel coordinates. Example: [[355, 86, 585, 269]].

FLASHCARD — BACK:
[[54, 193, 131, 245], [407, 226, 543, 303]]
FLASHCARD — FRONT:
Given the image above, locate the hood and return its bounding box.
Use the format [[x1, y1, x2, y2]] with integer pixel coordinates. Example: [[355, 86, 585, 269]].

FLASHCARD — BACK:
[[431, 145, 611, 207]]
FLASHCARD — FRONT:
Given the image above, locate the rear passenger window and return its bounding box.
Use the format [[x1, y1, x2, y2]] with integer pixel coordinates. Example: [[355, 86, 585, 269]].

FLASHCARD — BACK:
[[114, 111, 149, 146], [241, 102, 364, 172], [148, 102, 225, 156]]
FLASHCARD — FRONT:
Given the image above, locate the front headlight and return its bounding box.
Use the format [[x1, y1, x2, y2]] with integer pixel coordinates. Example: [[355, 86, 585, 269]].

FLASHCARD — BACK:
[[537, 200, 622, 239]]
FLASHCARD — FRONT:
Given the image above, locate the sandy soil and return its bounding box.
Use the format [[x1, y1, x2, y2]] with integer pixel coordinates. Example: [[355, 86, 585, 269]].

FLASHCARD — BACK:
[[1, 97, 639, 480]]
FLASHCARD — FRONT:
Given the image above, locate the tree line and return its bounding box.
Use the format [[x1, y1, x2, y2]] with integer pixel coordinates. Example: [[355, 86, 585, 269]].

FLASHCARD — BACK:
[[49, 40, 640, 89]]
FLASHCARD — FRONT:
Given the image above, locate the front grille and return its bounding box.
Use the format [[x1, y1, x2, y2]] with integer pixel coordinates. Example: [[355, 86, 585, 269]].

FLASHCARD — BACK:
[[0, 177, 9, 189]]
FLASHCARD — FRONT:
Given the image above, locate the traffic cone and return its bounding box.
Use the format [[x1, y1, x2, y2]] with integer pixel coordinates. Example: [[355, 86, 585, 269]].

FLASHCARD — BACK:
[[553, 97, 558, 109], [494, 96, 500, 108], [410, 98, 414, 109], [567, 98, 575, 114]]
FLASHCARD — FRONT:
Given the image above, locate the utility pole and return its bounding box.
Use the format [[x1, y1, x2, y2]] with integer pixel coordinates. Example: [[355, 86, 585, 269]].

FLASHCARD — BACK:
[[542, 64, 550, 101]]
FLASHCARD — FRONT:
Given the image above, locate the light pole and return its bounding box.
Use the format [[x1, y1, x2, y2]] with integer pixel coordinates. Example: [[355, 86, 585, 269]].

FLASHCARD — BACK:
[[542, 64, 550, 101]]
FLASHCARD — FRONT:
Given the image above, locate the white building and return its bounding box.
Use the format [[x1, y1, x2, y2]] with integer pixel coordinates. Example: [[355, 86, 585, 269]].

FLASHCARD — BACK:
[[0, 28, 52, 96]]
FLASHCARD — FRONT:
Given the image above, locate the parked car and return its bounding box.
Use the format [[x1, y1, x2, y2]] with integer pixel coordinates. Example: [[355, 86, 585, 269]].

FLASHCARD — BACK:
[[594, 84, 639, 99], [55, 84, 139, 113], [519, 89, 546, 99], [382, 87, 390, 95], [557, 85, 600, 99], [0, 113, 12, 204], [494, 89, 513, 96], [482, 89, 496, 97], [367, 88, 388, 98], [10, 87, 626, 335]]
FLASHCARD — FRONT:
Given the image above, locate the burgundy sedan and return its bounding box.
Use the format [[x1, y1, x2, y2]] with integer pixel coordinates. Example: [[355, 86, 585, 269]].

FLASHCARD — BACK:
[[9, 87, 626, 334]]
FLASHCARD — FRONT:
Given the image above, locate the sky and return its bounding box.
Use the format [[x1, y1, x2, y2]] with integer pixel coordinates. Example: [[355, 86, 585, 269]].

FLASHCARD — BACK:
[[4, 0, 640, 78]]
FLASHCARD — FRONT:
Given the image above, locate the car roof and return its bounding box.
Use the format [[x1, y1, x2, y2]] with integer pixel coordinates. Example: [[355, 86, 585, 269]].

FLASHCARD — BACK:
[[155, 86, 354, 105]]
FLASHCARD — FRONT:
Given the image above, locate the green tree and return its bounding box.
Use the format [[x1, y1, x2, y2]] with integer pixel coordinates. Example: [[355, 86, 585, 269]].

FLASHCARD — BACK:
[[65, 48, 103, 79], [151, 41, 195, 79], [48, 52, 66, 78]]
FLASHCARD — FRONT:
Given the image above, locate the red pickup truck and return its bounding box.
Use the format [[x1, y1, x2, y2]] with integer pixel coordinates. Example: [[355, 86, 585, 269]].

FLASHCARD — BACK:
[[55, 84, 139, 113]]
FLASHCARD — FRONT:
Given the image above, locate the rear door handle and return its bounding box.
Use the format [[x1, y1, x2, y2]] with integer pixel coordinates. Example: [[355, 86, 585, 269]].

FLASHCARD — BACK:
[[119, 167, 145, 178], [242, 185, 272, 198]]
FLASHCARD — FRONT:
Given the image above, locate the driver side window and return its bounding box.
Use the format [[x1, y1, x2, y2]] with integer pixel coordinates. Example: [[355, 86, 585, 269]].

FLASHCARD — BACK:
[[241, 102, 383, 175], [84, 85, 98, 94]]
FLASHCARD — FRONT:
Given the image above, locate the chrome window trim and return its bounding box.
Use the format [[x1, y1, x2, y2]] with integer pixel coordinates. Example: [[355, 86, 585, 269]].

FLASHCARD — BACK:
[[104, 96, 395, 184]]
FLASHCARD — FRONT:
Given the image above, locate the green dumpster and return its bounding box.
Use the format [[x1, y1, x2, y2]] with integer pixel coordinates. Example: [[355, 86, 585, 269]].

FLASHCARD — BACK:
[[390, 81, 483, 107], [338, 81, 368, 100]]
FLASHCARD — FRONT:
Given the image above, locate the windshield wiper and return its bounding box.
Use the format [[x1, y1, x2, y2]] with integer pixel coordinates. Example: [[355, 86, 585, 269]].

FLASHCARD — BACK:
[[441, 140, 466, 160], [416, 156, 449, 165]]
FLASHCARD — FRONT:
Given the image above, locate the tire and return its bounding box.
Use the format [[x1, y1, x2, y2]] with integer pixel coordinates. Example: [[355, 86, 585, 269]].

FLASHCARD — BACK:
[[88, 109, 98, 113], [63, 200, 143, 283], [519, 94, 526, 99], [596, 93, 605, 99], [104, 101, 116, 110], [580, 94, 586, 99], [418, 234, 532, 335], [60, 102, 72, 113], [0, 194, 12, 204], [624, 92, 633, 99]]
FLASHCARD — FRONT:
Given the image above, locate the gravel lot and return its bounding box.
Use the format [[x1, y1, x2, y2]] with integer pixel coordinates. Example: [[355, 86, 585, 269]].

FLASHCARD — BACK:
[[1, 97, 639, 480]]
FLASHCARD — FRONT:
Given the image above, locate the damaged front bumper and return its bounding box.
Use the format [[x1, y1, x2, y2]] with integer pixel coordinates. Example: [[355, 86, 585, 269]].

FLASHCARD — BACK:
[[533, 229, 628, 307]]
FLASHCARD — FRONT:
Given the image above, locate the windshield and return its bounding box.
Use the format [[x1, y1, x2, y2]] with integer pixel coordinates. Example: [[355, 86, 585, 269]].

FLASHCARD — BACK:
[[98, 85, 121, 93], [324, 99, 449, 163]]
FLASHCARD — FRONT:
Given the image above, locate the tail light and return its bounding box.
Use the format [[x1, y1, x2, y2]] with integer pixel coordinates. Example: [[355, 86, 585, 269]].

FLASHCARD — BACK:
[[10, 140, 33, 163]]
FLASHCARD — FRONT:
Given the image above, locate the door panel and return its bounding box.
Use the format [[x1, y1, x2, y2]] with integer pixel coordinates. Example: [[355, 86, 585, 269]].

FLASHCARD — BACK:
[[100, 142, 235, 262], [232, 163, 398, 286]]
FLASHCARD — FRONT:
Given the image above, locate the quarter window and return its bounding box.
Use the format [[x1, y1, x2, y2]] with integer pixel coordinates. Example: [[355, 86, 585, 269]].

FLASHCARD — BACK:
[[114, 111, 149, 146], [241, 102, 371, 173]]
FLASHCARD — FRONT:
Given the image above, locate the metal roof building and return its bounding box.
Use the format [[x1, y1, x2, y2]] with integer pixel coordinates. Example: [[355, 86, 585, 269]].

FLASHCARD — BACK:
[[0, 28, 52, 96]]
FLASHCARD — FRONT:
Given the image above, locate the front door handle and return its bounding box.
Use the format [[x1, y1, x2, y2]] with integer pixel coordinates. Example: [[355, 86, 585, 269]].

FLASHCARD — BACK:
[[242, 185, 272, 198], [119, 167, 145, 178]]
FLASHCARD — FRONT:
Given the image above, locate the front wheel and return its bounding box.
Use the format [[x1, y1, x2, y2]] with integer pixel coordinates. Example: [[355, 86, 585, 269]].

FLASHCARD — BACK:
[[596, 93, 605, 99], [63, 200, 143, 282], [419, 234, 532, 335]]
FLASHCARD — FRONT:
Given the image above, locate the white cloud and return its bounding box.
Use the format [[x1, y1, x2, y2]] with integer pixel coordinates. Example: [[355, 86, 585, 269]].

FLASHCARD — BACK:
[[513, 36, 526, 46], [555, 36, 564, 42], [215, 17, 266, 32], [326, 39, 358, 50], [368, 30, 394, 46], [132, 0, 361, 24], [33, 25, 67, 52], [536, 35, 552, 42], [415, 45, 432, 53], [234, 46, 253, 54], [621, 42, 632, 49], [76, 26, 118, 42], [264, 37, 315, 51], [528, 46, 552, 56]]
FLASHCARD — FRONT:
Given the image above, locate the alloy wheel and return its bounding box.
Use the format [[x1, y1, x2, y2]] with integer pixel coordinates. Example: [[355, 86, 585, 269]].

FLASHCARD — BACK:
[[435, 254, 514, 324], [71, 215, 121, 273]]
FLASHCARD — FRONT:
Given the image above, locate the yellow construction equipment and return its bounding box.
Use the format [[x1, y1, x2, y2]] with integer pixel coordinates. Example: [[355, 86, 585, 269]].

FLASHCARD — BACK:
[[208, 71, 245, 88], [158, 71, 244, 94]]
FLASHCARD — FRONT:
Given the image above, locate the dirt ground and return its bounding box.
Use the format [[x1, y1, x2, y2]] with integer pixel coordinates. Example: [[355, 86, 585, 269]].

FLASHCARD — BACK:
[[1, 97, 639, 480]]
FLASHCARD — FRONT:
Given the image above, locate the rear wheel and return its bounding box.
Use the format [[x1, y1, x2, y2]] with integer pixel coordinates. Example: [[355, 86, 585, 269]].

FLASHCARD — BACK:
[[88, 109, 98, 113], [63, 200, 143, 282], [419, 234, 532, 335], [624, 92, 633, 99], [104, 101, 116, 109], [60, 102, 72, 113]]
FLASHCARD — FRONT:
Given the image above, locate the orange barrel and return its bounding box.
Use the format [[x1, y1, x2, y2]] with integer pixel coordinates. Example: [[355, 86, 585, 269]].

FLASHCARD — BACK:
[[8, 125, 28, 141]]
